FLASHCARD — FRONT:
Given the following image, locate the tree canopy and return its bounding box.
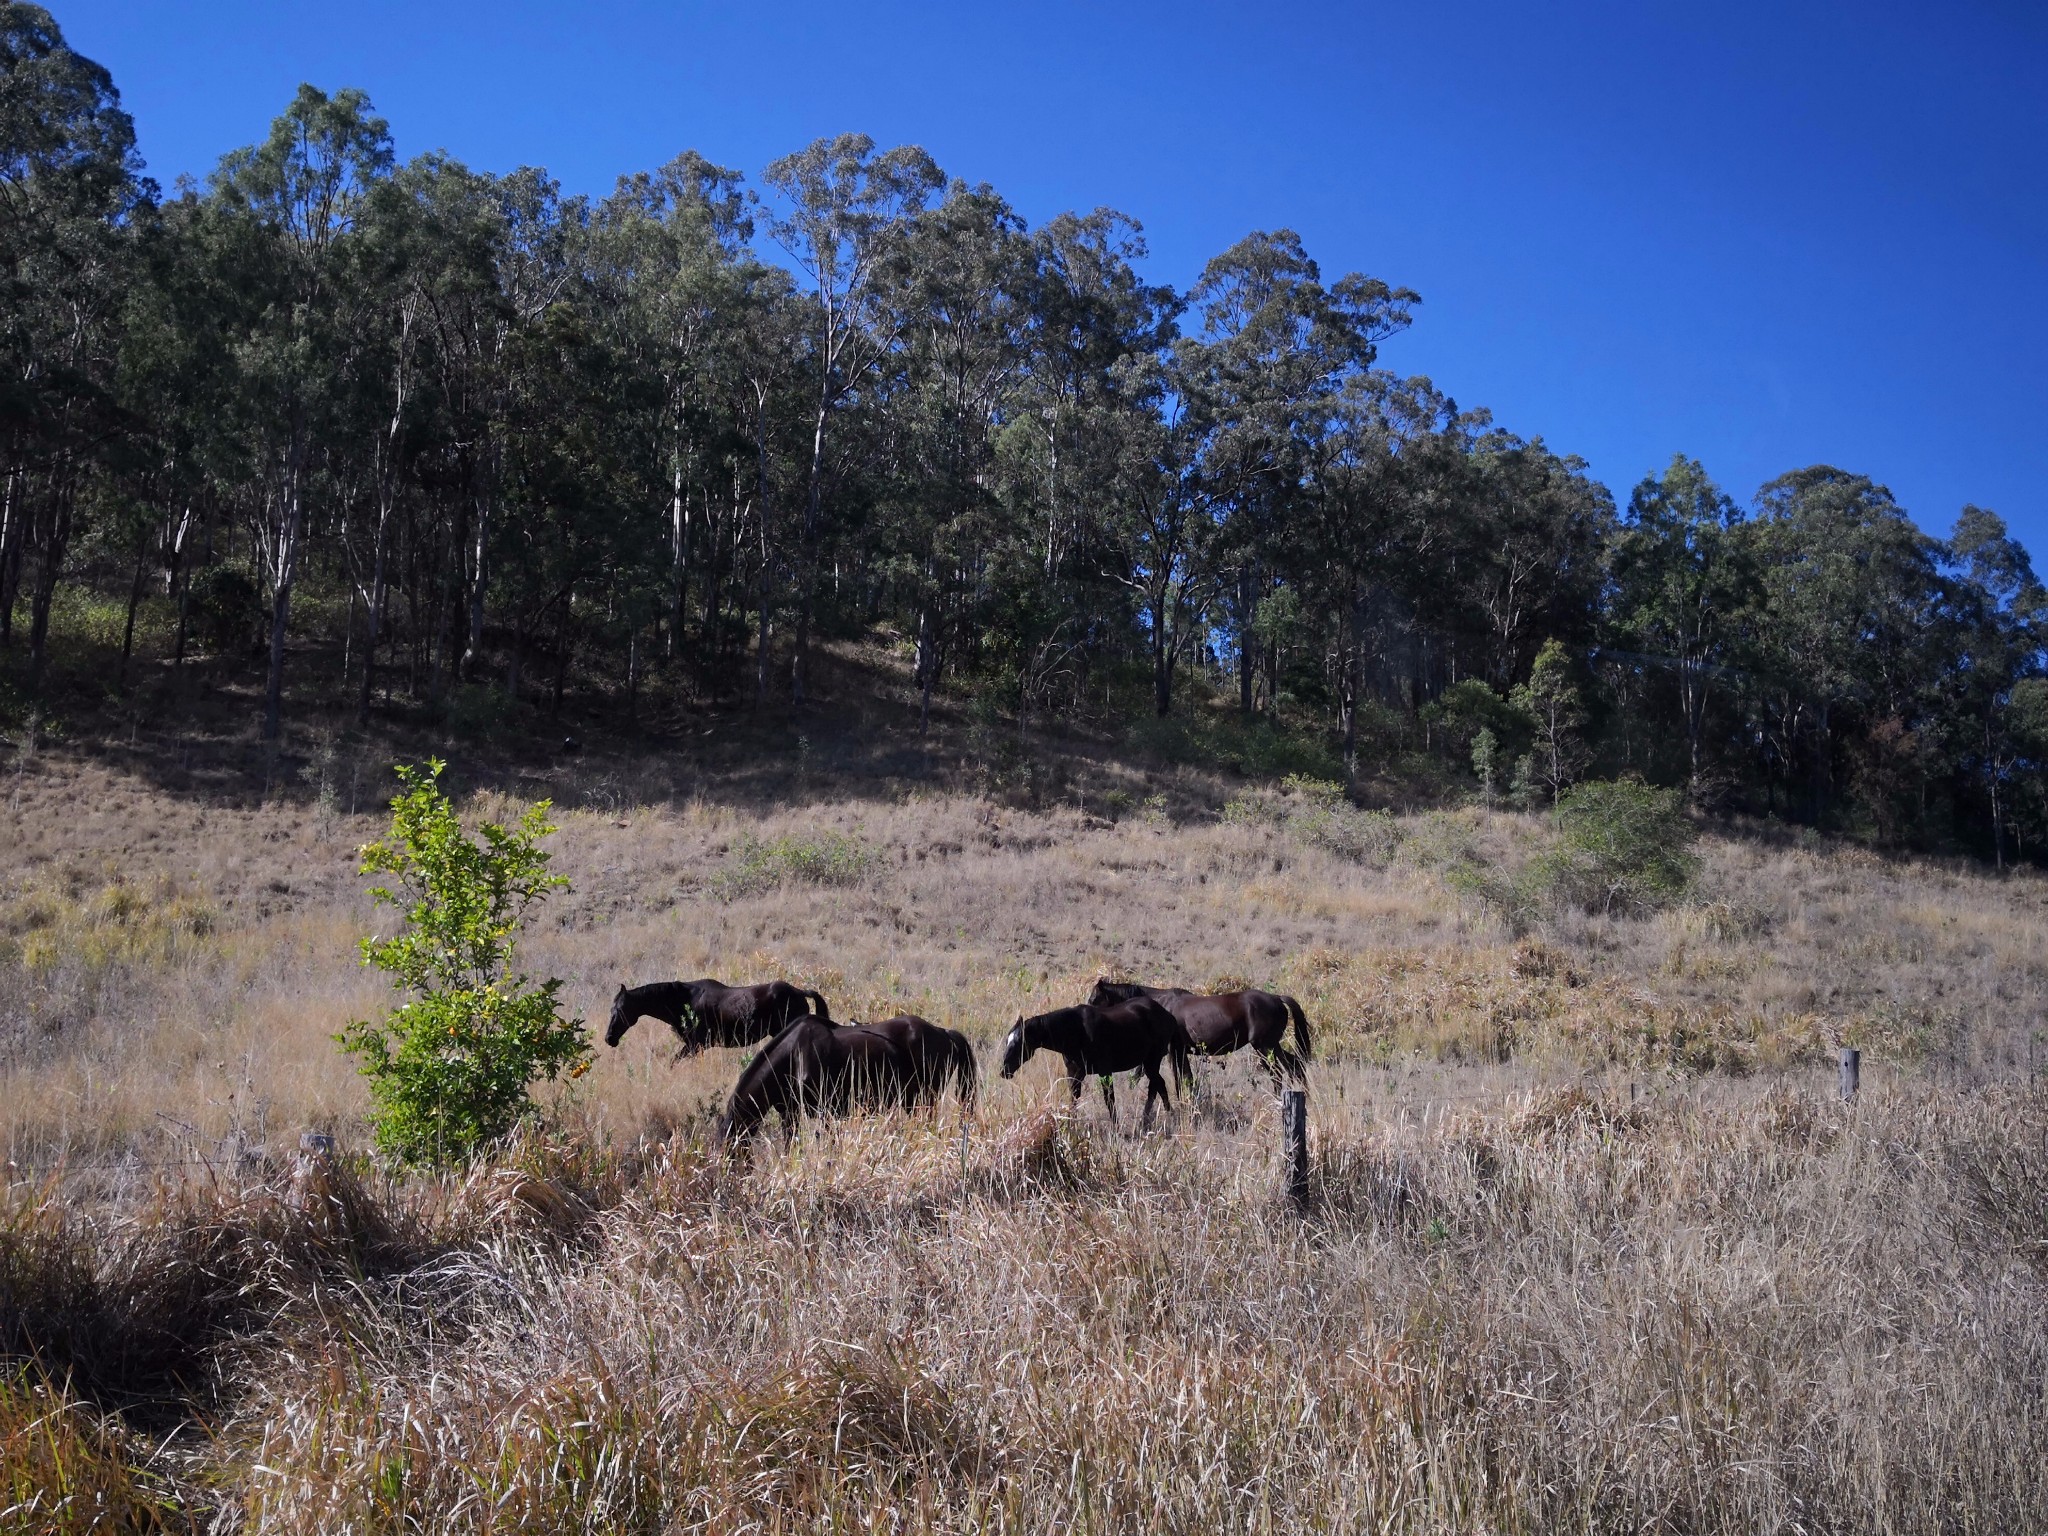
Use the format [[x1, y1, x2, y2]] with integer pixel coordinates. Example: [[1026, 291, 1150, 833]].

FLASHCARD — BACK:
[[3, 7, 2042, 861]]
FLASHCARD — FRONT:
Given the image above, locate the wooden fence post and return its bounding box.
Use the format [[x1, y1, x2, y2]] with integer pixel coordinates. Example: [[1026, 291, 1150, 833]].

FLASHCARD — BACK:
[[1839, 1047, 1860, 1101], [1282, 1089, 1308, 1205]]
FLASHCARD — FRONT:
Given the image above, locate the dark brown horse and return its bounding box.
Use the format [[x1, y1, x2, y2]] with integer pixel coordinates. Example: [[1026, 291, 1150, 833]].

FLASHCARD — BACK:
[[1085, 979, 1313, 1088], [606, 978, 829, 1056], [715, 1018, 917, 1145], [848, 1015, 978, 1109], [999, 998, 1194, 1130]]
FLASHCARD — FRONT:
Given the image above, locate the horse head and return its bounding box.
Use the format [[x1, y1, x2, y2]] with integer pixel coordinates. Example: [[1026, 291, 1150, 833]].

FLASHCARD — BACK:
[[1085, 978, 1135, 1008], [605, 985, 633, 1047], [999, 1016, 1030, 1078]]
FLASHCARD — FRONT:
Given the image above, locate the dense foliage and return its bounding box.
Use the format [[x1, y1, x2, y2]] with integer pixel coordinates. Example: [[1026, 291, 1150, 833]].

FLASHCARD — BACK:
[[338, 760, 587, 1166], [2, 5, 2044, 858]]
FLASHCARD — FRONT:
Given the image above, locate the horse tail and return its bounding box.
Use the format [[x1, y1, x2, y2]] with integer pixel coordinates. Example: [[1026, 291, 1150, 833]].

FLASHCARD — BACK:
[[803, 989, 832, 1022], [1284, 994, 1313, 1062], [948, 1031, 979, 1109]]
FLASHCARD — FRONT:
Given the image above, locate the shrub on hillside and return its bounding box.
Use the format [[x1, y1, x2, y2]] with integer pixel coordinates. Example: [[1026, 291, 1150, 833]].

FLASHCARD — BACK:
[[1221, 776, 1396, 863], [338, 761, 588, 1167], [714, 829, 879, 900], [1454, 779, 1698, 927], [1540, 779, 1699, 915], [185, 565, 266, 656]]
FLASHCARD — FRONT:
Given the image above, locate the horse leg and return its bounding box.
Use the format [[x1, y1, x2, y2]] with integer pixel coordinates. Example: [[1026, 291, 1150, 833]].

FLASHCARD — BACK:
[[1099, 1074, 1118, 1131], [1141, 1064, 1170, 1132]]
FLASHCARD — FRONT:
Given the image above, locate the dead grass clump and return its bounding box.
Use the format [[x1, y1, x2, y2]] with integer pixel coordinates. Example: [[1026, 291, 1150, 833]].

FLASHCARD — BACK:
[[989, 1108, 1110, 1194], [0, 1368, 196, 1534], [1750, 1083, 1839, 1153], [1942, 1085, 2048, 1277], [1504, 1083, 1646, 1144], [1510, 938, 1583, 984]]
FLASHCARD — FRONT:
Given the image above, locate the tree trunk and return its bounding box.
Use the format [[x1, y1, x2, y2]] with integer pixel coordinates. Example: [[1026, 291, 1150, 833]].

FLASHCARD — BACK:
[[1339, 590, 1366, 791], [625, 625, 639, 725], [1150, 588, 1174, 718], [1237, 567, 1256, 716], [26, 477, 76, 695], [357, 505, 391, 726], [0, 468, 22, 646], [463, 489, 490, 683], [263, 433, 308, 742], [118, 548, 148, 688], [916, 597, 938, 734]]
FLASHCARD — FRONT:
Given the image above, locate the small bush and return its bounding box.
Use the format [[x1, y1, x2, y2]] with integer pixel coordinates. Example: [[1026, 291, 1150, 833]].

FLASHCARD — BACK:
[[715, 829, 879, 900], [1542, 779, 1699, 916], [337, 761, 589, 1168], [185, 564, 266, 657], [1127, 709, 1343, 781], [445, 682, 517, 741], [1221, 777, 1396, 863], [1447, 781, 1696, 929], [1281, 775, 1397, 863]]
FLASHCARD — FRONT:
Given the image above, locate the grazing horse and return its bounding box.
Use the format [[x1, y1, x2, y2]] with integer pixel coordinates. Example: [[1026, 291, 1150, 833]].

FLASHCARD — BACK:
[[849, 1015, 978, 1110], [605, 978, 830, 1057], [1086, 979, 1313, 1089], [999, 999, 1193, 1131], [715, 1019, 917, 1145]]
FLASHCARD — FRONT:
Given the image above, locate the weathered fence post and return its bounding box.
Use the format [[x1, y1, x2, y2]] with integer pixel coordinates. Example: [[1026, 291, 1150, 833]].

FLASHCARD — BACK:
[[1282, 1089, 1309, 1205], [1839, 1047, 1860, 1101]]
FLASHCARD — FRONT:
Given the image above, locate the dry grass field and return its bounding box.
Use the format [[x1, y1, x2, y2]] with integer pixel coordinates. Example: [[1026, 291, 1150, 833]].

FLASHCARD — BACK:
[[4, 693, 2048, 1531]]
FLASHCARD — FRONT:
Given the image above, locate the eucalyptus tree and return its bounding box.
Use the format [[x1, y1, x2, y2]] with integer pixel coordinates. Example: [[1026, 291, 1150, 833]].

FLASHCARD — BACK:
[[873, 178, 1032, 727], [0, 1, 147, 686], [1749, 467, 1949, 828], [590, 151, 752, 660], [210, 83, 392, 737], [1002, 208, 1175, 581], [1297, 371, 1463, 781], [1461, 430, 1612, 688], [1608, 455, 1755, 797], [1944, 504, 2046, 863], [1178, 229, 1416, 717], [761, 133, 943, 702]]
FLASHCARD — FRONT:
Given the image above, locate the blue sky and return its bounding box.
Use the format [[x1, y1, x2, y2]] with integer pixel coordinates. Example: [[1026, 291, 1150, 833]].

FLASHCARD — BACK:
[[62, 0, 2048, 558]]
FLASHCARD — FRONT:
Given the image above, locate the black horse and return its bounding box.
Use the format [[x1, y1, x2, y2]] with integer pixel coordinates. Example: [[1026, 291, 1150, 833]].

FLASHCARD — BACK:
[[715, 1018, 917, 1145], [850, 1014, 978, 1109], [606, 978, 829, 1057], [999, 998, 1193, 1130], [1085, 979, 1313, 1089]]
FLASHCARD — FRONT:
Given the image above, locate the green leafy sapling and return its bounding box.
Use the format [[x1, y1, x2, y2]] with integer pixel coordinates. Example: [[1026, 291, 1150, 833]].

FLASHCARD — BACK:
[[338, 760, 589, 1166]]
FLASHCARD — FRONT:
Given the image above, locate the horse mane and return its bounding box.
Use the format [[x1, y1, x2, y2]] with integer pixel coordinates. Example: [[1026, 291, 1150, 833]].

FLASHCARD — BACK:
[[1021, 1005, 1088, 1035], [624, 979, 701, 1021]]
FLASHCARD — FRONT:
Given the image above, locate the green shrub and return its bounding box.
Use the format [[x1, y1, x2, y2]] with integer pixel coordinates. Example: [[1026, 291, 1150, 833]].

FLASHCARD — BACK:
[[186, 564, 266, 656], [1127, 709, 1343, 782], [337, 761, 589, 1168], [1542, 779, 1699, 915], [445, 682, 517, 740], [1220, 776, 1396, 863], [714, 829, 879, 900], [1446, 781, 1697, 930]]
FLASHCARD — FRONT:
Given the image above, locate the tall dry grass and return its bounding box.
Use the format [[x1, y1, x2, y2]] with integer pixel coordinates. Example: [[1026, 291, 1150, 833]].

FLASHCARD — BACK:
[[5, 742, 2048, 1529], [3, 1082, 2045, 1531], [4, 750, 2043, 1164]]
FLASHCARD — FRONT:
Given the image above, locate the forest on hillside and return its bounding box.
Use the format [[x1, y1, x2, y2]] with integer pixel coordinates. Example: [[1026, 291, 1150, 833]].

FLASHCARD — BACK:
[[3, 4, 2045, 858]]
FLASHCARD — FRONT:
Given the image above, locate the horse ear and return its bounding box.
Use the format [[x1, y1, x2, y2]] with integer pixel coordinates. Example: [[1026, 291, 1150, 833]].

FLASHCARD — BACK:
[[615, 984, 625, 998]]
